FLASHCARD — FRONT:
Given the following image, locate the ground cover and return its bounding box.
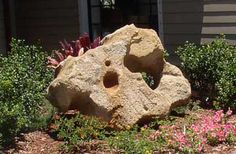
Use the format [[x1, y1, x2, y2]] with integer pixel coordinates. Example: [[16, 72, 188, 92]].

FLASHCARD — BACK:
[[4, 100, 236, 154]]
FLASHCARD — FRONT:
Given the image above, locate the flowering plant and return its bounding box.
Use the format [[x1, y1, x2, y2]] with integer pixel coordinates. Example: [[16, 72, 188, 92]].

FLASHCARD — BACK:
[[47, 34, 101, 68], [150, 109, 236, 153]]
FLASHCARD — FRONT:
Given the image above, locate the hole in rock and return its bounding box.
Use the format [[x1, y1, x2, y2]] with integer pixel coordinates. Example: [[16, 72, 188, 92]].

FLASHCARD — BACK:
[[136, 115, 157, 127], [141, 72, 155, 89], [124, 53, 164, 90], [103, 71, 119, 90], [105, 60, 111, 66]]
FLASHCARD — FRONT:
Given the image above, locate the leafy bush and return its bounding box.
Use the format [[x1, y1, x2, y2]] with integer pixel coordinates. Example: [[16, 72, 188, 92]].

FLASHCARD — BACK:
[[176, 36, 236, 108], [0, 39, 53, 147]]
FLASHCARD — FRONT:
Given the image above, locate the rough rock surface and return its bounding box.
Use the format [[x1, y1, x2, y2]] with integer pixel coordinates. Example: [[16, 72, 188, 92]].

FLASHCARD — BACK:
[[47, 24, 191, 129]]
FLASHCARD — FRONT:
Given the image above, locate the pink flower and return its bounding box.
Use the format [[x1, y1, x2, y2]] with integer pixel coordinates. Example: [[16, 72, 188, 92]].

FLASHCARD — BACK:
[[226, 108, 233, 116], [174, 131, 188, 146], [217, 130, 227, 141], [224, 123, 234, 132], [149, 130, 161, 140], [198, 144, 204, 152], [213, 110, 224, 123]]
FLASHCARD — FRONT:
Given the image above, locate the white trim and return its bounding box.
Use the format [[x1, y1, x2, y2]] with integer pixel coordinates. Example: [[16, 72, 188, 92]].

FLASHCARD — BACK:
[[157, 0, 164, 44], [78, 0, 89, 34]]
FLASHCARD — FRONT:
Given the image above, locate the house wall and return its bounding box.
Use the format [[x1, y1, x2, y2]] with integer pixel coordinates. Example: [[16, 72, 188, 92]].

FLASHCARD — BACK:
[[162, 0, 236, 60], [14, 0, 80, 51], [0, 0, 6, 54]]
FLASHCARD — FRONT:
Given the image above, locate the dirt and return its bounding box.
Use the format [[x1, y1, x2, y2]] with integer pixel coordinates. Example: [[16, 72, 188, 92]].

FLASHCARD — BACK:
[[4, 131, 62, 154]]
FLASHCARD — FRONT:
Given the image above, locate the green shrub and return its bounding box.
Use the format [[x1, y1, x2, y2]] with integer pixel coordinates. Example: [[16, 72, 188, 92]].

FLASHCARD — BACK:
[[176, 36, 236, 109], [0, 39, 53, 147]]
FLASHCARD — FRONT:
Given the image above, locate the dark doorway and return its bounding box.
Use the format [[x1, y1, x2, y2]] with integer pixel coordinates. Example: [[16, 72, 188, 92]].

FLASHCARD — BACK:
[[88, 0, 158, 39]]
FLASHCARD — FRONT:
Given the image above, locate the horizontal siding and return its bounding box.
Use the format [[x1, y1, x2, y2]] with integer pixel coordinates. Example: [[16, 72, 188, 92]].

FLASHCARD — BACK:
[[164, 13, 204, 24], [202, 26, 236, 34], [163, 0, 202, 54], [164, 12, 236, 24], [203, 14, 236, 23], [204, 4, 236, 12], [0, 0, 6, 54], [164, 1, 236, 13], [15, 0, 79, 51], [16, 8, 78, 18], [17, 18, 78, 27], [202, 0, 236, 44], [163, 0, 236, 57], [16, 0, 77, 10], [163, 1, 204, 13]]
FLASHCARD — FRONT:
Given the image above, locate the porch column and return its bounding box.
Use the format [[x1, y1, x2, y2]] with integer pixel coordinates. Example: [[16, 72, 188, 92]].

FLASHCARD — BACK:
[[157, 0, 164, 44]]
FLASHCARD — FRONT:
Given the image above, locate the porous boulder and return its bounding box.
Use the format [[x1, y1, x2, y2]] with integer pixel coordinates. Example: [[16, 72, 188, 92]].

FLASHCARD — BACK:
[[47, 24, 191, 129]]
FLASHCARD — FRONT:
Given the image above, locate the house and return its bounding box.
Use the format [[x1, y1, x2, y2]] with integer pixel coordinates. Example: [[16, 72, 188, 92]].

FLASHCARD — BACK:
[[1, 0, 236, 62]]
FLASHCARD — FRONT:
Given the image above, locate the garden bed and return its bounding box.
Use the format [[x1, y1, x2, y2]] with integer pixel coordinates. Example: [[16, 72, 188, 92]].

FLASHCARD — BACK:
[[5, 104, 236, 154]]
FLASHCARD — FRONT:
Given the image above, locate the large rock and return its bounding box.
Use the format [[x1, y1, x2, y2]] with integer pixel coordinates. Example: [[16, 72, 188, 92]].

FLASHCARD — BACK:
[[47, 24, 191, 129]]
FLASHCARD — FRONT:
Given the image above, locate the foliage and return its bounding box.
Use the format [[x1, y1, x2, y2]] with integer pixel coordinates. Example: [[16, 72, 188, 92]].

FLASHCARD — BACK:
[[164, 49, 169, 59], [142, 72, 155, 88], [51, 106, 236, 153], [52, 112, 110, 153], [150, 109, 236, 153], [107, 125, 162, 154], [52, 112, 164, 153], [0, 39, 53, 147], [176, 36, 236, 109], [47, 34, 101, 68]]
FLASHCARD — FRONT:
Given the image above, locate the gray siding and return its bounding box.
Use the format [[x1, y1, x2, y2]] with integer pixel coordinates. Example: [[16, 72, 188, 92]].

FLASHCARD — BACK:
[[163, 0, 236, 58], [15, 0, 80, 51], [0, 0, 6, 54]]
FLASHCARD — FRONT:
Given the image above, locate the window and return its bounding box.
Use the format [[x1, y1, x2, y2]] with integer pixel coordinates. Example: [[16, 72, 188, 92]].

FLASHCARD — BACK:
[[88, 0, 158, 38]]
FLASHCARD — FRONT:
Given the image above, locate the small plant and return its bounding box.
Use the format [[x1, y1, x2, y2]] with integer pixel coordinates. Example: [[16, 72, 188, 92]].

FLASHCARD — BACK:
[[107, 125, 162, 154], [51, 112, 110, 153], [51, 112, 165, 153], [47, 34, 101, 68], [0, 39, 53, 147], [176, 35, 236, 109]]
